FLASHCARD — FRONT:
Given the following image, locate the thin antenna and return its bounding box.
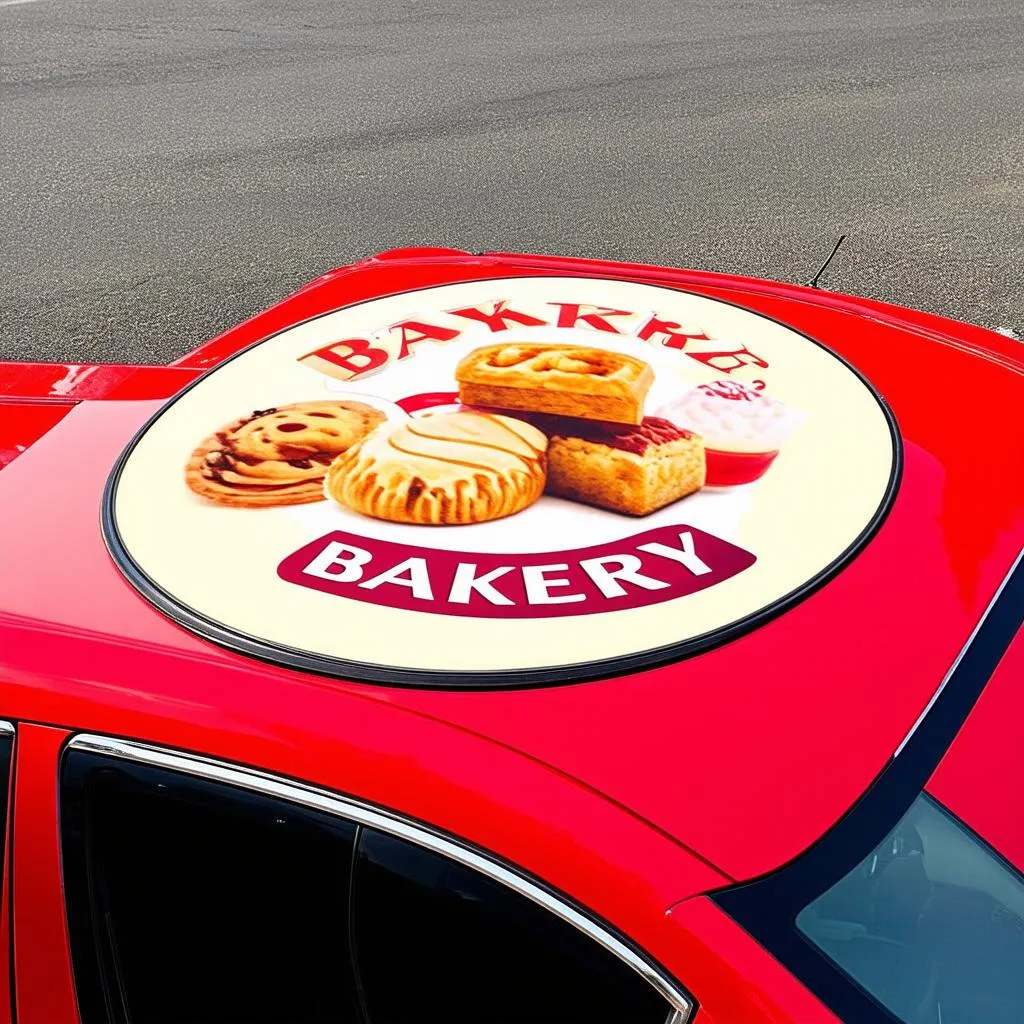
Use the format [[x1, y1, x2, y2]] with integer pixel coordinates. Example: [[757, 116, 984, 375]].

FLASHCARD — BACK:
[[807, 234, 847, 289]]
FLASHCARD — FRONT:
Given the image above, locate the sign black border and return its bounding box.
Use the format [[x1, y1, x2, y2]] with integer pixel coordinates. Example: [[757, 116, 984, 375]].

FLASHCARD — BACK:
[[102, 274, 903, 690]]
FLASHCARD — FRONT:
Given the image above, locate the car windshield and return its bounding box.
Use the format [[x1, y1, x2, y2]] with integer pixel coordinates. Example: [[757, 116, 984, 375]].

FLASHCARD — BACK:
[[796, 792, 1024, 1024]]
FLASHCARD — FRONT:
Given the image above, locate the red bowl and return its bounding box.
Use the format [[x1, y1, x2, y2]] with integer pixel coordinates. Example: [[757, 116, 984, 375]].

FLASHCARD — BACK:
[[704, 448, 780, 487]]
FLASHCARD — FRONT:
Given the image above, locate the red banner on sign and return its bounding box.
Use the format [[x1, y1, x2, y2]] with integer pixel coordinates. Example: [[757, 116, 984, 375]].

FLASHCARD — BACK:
[[278, 525, 755, 619]]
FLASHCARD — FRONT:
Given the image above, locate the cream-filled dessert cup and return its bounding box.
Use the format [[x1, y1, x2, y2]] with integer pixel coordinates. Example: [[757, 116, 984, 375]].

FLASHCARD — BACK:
[[657, 380, 803, 486]]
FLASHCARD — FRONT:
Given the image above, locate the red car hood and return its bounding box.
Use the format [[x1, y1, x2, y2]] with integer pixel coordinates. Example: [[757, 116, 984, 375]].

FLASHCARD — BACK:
[[2, 249, 1022, 883]]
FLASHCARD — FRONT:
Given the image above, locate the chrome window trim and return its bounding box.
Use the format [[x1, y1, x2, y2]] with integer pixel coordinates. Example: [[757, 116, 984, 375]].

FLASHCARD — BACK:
[[0, 723, 13, 736], [66, 733, 694, 1022]]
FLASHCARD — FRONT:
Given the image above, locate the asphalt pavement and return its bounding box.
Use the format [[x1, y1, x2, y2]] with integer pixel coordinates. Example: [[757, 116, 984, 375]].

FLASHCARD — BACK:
[[2, 0, 1022, 364]]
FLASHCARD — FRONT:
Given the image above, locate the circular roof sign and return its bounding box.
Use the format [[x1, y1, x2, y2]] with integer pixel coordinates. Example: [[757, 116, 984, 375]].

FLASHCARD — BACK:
[[105, 276, 899, 687]]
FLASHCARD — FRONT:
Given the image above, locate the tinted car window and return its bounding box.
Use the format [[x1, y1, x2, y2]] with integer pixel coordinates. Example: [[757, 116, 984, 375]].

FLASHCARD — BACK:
[[61, 752, 361, 1024], [352, 826, 670, 1023], [0, 725, 11, 891], [62, 747, 676, 1024], [797, 793, 1024, 1024]]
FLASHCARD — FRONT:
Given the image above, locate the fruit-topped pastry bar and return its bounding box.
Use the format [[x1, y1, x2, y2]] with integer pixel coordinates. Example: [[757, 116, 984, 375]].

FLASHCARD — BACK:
[[525, 413, 706, 516]]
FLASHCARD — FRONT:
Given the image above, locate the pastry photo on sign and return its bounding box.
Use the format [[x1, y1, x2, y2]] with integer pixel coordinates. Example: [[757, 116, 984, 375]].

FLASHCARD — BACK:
[[184, 400, 386, 507], [325, 411, 549, 526], [182, 337, 803, 528], [111, 275, 896, 673]]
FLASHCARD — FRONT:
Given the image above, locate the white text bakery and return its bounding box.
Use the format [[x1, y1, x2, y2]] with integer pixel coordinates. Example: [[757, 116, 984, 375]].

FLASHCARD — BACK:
[[277, 525, 757, 619], [299, 298, 771, 387]]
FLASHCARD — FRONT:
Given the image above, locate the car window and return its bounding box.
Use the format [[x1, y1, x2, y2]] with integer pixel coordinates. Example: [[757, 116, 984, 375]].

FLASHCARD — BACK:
[[60, 751, 362, 1024], [0, 724, 11, 1024], [0, 721, 11, 885], [796, 793, 1024, 1024], [352, 826, 670, 1024], [0, 722, 11, 841], [61, 745, 680, 1024]]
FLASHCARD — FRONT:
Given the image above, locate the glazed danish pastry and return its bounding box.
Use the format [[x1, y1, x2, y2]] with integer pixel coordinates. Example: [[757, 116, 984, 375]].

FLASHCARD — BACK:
[[325, 411, 548, 525]]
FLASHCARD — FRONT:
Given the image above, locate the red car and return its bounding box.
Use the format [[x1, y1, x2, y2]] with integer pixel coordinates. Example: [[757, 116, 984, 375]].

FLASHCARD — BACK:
[[1, 248, 1022, 1024]]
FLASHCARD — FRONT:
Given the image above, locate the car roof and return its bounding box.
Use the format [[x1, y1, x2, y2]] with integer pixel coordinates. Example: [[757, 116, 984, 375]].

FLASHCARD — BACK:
[[1, 249, 1022, 886]]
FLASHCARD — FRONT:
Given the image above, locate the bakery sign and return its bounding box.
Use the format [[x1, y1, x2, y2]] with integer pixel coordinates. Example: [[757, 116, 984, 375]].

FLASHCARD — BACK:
[[105, 276, 899, 686]]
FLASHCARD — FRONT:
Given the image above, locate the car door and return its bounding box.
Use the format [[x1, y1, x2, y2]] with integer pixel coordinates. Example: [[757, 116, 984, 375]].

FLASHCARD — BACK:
[[44, 733, 690, 1024]]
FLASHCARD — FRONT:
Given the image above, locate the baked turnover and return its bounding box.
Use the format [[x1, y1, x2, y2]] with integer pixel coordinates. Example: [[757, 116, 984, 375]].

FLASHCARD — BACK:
[[455, 343, 654, 425]]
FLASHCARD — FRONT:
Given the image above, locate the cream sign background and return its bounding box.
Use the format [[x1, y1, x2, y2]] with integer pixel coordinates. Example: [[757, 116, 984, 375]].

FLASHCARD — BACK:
[[107, 277, 898, 684]]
